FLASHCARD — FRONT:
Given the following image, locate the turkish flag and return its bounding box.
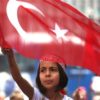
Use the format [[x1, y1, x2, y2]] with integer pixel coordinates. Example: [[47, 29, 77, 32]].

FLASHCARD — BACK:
[[0, 0, 100, 75], [0, 28, 10, 48]]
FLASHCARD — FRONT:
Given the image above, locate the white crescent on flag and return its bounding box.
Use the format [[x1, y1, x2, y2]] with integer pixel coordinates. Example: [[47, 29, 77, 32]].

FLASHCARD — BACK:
[[6, 0, 54, 44]]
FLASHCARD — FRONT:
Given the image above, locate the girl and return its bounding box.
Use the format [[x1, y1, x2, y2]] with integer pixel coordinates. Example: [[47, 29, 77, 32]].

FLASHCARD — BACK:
[[2, 48, 73, 100]]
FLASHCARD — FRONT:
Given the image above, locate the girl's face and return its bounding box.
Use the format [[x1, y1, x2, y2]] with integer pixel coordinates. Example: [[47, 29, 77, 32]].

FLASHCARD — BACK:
[[39, 61, 60, 90]]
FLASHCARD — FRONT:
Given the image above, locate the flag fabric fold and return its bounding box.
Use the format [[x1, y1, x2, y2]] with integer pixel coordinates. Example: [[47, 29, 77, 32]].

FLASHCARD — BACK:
[[0, 0, 100, 75]]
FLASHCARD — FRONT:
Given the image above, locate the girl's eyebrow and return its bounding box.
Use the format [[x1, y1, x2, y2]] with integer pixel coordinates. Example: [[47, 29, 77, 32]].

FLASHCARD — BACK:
[[50, 66, 58, 68], [40, 66, 57, 70], [40, 66, 46, 69]]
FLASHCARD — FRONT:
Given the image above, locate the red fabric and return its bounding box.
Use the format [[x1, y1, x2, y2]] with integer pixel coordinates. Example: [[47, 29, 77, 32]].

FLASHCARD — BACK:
[[40, 54, 65, 64], [40, 54, 65, 70], [0, 30, 10, 48], [0, 0, 100, 75]]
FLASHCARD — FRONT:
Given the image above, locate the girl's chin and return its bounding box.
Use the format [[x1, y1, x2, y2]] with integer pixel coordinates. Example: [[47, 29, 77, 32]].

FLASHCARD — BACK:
[[44, 85, 56, 90]]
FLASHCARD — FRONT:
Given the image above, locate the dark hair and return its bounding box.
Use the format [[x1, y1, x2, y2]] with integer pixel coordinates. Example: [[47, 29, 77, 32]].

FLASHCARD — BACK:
[[36, 63, 68, 95]]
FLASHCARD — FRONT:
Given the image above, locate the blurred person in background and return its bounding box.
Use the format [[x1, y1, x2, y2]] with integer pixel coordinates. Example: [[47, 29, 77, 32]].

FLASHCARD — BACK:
[[10, 90, 24, 100], [0, 72, 14, 96], [91, 75, 100, 100], [92, 93, 100, 100], [0, 91, 6, 100], [5, 89, 28, 100], [72, 86, 87, 100]]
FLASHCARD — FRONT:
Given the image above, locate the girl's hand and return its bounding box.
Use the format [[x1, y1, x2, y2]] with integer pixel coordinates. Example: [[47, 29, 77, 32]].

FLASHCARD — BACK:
[[1, 48, 13, 56]]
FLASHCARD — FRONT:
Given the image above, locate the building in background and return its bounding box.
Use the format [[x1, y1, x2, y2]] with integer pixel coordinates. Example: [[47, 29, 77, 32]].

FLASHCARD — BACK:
[[63, 0, 100, 24]]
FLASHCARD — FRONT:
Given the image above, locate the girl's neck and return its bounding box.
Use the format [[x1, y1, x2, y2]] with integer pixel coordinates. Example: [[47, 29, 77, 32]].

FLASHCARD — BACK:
[[46, 90, 63, 100]]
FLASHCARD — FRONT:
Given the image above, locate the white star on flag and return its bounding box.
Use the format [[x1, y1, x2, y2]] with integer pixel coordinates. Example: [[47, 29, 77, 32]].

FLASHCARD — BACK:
[[52, 24, 68, 40]]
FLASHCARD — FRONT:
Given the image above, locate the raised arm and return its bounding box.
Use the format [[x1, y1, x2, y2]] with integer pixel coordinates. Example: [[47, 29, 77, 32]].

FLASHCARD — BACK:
[[2, 48, 34, 100]]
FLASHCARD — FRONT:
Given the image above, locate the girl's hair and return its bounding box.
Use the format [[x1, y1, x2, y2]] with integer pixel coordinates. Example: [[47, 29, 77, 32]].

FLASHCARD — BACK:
[[36, 63, 68, 95]]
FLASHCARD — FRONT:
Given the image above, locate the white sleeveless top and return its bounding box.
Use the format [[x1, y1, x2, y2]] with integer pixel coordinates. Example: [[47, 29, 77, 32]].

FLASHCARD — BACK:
[[32, 87, 73, 100]]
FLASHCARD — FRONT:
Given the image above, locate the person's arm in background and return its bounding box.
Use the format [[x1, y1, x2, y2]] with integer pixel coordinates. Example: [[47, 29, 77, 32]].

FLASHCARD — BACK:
[[2, 48, 34, 100]]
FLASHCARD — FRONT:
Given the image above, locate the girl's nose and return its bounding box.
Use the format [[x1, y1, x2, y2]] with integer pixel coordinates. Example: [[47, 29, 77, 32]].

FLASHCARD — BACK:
[[45, 70, 51, 76]]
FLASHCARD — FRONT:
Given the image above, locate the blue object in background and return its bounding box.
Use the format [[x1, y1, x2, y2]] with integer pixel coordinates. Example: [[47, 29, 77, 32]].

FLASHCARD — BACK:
[[66, 66, 94, 100], [5, 79, 15, 96]]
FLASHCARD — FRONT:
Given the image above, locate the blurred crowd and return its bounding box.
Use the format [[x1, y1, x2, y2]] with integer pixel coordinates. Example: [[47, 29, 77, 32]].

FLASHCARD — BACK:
[[0, 72, 33, 100]]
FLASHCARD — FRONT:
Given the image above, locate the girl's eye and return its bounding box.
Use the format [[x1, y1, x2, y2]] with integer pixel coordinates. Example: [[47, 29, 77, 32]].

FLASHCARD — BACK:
[[50, 67, 58, 72], [40, 68, 46, 72]]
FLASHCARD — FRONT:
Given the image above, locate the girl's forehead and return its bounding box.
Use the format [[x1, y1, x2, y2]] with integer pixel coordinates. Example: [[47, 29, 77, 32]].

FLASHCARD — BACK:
[[40, 61, 57, 66]]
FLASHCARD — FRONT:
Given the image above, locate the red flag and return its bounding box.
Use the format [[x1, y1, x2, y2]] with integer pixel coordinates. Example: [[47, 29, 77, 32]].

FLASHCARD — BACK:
[[0, 0, 100, 75], [0, 28, 10, 48]]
